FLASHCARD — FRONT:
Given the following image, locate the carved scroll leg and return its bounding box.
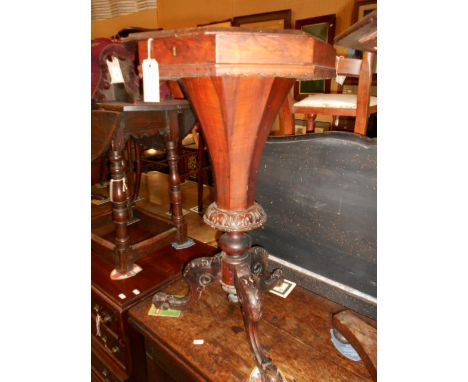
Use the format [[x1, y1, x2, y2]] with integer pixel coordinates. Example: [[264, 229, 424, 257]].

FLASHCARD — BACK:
[[249, 246, 284, 292], [152, 253, 222, 311], [234, 268, 285, 382]]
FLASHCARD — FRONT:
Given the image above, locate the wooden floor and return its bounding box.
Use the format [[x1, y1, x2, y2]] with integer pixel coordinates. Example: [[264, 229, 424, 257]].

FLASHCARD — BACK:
[[92, 170, 219, 246], [137, 171, 219, 247]]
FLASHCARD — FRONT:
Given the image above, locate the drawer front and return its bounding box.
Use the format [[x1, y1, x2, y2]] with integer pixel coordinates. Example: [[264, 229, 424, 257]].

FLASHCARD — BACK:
[[145, 337, 204, 382], [91, 291, 122, 337], [92, 313, 128, 367], [92, 346, 129, 382]]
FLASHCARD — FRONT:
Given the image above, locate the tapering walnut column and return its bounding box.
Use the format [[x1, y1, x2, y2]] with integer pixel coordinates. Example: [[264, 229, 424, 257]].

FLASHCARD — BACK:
[[134, 28, 337, 382]]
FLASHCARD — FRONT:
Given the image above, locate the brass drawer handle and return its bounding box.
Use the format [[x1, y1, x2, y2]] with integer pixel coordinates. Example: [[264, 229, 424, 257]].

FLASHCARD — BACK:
[[96, 314, 102, 337], [110, 345, 120, 354], [93, 304, 113, 322], [93, 304, 113, 337], [95, 313, 112, 337], [100, 335, 120, 355], [101, 312, 112, 324], [101, 368, 111, 382]]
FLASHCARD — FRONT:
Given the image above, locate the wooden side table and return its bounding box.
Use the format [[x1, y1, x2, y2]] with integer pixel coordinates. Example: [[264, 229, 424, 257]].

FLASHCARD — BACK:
[[126, 28, 336, 381], [92, 100, 196, 279]]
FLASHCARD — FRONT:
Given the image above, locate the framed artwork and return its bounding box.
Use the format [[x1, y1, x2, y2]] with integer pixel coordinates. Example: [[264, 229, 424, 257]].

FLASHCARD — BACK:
[[352, 0, 377, 23], [294, 14, 336, 100], [232, 9, 291, 29]]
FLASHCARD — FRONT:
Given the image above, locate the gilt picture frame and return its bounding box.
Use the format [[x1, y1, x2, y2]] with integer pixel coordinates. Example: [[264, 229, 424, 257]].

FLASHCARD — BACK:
[[352, 0, 377, 23]]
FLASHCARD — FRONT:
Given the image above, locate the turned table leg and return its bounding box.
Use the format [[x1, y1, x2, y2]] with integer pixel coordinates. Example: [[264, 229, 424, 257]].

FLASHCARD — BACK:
[[166, 110, 193, 249], [108, 135, 138, 278], [125, 139, 141, 225]]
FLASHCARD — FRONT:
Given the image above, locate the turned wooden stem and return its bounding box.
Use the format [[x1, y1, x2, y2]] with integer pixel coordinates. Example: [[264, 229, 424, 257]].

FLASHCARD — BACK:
[[219, 232, 252, 287]]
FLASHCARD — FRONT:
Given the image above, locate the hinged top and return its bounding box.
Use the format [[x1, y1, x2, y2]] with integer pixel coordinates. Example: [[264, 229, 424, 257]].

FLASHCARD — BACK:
[[129, 27, 336, 80]]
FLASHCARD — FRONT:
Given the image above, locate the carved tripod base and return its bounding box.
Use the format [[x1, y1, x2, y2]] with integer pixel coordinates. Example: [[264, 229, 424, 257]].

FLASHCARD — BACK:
[[152, 244, 285, 382]]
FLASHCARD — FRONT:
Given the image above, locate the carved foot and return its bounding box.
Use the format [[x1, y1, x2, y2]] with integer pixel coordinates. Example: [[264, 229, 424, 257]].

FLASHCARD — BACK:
[[152, 253, 222, 311], [235, 246, 285, 382], [249, 246, 284, 292], [258, 362, 285, 382]]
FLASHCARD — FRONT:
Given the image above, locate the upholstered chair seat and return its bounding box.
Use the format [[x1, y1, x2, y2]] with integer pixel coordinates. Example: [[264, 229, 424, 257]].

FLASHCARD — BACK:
[[292, 54, 377, 135], [294, 94, 377, 110]]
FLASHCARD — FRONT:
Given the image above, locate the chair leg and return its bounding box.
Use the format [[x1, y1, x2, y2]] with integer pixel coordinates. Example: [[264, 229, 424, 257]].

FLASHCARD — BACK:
[[133, 142, 142, 202], [196, 131, 205, 216], [306, 113, 317, 133], [354, 51, 374, 136], [125, 140, 139, 224], [331, 115, 340, 131]]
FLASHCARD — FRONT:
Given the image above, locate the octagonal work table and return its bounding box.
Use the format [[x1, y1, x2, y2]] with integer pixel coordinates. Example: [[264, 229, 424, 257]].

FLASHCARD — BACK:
[[127, 28, 336, 382]]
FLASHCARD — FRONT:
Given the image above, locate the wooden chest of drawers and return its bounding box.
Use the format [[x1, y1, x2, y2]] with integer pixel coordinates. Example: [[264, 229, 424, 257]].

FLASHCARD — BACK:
[[91, 240, 217, 381], [92, 336, 130, 382]]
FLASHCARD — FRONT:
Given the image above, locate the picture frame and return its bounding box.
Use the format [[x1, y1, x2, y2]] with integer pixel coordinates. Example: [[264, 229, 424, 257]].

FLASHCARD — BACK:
[[232, 9, 291, 29], [352, 0, 377, 23], [294, 14, 336, 100]]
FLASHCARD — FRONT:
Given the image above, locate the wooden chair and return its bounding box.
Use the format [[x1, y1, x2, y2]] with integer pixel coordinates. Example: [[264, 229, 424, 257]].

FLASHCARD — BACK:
[[91, 38, 140, 104], [91, 38, 140, 199], [293, 53, 376, 136], [332, 309, 377, 381]]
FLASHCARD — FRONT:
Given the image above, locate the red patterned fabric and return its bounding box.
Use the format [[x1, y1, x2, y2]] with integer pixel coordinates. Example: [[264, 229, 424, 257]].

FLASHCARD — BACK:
[[91, 38, 171, 101], [91, 38, 115, 99]]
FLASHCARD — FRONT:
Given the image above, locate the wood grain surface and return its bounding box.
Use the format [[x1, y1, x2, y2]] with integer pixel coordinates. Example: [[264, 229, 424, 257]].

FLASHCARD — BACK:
[[129, 278, 374, 381], [134, 28, 336, 80]]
